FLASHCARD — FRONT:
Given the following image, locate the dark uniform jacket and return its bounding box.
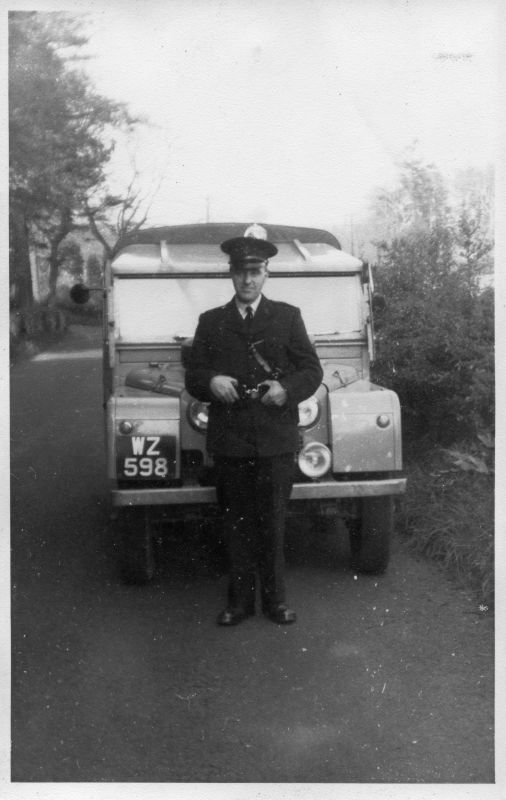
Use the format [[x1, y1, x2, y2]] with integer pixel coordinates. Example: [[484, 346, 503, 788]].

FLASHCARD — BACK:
[[185, 295, 323, 457]]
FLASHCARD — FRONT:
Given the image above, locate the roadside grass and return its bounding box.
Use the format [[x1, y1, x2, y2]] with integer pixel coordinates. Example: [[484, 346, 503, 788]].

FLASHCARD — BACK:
[[398, 442, 494, 608]]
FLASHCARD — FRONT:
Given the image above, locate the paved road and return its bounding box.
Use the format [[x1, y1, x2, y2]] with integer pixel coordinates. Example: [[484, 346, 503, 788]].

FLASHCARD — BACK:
[[10, 326, 494, 783]]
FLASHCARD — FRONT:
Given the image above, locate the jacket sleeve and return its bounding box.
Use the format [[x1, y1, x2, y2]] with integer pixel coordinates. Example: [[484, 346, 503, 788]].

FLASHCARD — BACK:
[[279, 308, 323, 404], [184, 314, 218, 401]]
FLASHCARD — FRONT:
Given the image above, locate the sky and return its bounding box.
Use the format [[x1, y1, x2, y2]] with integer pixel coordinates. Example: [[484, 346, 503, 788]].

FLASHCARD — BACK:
[[56, 0, 500, 233]]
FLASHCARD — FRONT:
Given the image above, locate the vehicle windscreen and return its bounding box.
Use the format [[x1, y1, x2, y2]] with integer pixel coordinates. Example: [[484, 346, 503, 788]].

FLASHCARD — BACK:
[[113, 275, 363, 342]]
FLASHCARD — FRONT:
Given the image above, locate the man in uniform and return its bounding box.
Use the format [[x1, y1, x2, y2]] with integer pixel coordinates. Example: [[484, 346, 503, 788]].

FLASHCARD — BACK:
[[185, 228, 323, 626]]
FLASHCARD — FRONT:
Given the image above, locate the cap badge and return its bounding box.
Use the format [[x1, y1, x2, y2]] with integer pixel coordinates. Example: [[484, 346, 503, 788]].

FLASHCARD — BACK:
[[243, 223, 268, 240]]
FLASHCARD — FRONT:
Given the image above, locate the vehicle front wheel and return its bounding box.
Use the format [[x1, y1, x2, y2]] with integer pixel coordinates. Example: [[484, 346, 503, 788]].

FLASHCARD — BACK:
[[348, 496, 393, 574], [118, 506, 155, 584]]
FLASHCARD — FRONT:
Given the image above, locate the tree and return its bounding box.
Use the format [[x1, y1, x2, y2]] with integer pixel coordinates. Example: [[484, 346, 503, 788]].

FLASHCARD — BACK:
[[85, 158, 165, 260], [453, 166, 494, 290], [57, 238, 84, 282], [86, 253, 103, 286], [9, 11, 135, 304], [370, 158, 494, 443], [9, 208, 33, 310], [369, 147, 451, 240]]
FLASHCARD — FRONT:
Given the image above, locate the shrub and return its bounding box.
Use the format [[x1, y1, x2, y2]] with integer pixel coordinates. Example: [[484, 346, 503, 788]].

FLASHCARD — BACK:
[[9, 302, 67, 362], [55, 284, 103, 325], [372, 230, 494, 443], [368, 158, 495, 601], [56, 298, 102, 326]]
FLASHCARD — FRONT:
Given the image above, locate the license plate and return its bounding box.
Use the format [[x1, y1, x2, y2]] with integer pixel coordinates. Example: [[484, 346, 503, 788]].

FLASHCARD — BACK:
[[116, 435, 177, 480]]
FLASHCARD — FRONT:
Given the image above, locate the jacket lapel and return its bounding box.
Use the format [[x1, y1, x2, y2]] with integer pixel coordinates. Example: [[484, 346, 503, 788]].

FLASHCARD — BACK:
[[223, 298, 247, 335], [249, 295, 272, 337]]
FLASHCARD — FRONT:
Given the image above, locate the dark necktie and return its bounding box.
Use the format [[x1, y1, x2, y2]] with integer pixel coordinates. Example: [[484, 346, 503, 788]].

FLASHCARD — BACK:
[[244, 305, 253, 334]]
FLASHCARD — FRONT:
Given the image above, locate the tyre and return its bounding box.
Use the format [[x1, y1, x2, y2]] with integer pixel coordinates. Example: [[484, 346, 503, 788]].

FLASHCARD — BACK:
[[348, 495, 393, 574], [118, 506, 155, 584]]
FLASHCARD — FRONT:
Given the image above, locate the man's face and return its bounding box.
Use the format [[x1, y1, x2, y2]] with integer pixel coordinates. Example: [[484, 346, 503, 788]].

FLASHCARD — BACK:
[[231, 262, 268, 304]]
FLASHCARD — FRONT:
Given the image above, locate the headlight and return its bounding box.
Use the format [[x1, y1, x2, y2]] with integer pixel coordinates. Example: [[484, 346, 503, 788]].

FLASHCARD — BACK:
[[298, 396, 320, 428], [298, 442, 331, 478], [187, 400, 209, 432]]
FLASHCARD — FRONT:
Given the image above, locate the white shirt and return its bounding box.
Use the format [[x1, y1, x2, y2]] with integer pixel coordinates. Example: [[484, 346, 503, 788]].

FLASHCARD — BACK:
[[235, 294, 262, 319]]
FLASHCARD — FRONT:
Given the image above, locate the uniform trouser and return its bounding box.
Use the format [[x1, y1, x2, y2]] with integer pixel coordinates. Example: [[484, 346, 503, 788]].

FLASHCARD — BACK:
[[214, 454, 295, 611]]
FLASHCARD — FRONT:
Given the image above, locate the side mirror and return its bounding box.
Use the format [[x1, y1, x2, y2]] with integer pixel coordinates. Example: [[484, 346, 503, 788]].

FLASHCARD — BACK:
[[70, 283, 90, 304], [371, 293, 386, 314]]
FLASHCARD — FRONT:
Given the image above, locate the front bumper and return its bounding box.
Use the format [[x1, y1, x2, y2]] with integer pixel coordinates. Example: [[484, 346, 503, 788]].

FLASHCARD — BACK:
[[111, 476, 407, 506]]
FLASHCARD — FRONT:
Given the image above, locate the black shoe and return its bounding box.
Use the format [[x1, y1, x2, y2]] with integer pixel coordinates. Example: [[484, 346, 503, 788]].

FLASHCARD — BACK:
[[216, 606, 254, 626], [265, 603, 296, 624]]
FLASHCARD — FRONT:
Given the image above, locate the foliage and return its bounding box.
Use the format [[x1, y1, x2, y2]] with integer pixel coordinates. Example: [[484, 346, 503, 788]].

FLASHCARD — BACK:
[[9, 11, 135, 303], [453, 165, 494, 283], [10, 303, 67, 364], [86, 253, 103, 285], [370, 157, 495, 603], [58, 238, 84, 280], [373, 157, 450, 234], [370, 157, 494, 443], [56, 297, 102, 326], [55, 280, 103, 325], [399, 446, 494, 606]]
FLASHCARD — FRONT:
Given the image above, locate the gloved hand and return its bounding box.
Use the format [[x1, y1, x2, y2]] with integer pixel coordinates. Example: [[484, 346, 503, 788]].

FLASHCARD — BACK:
[[210, 375, 240, 404], [258, 380, 288, 407]]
